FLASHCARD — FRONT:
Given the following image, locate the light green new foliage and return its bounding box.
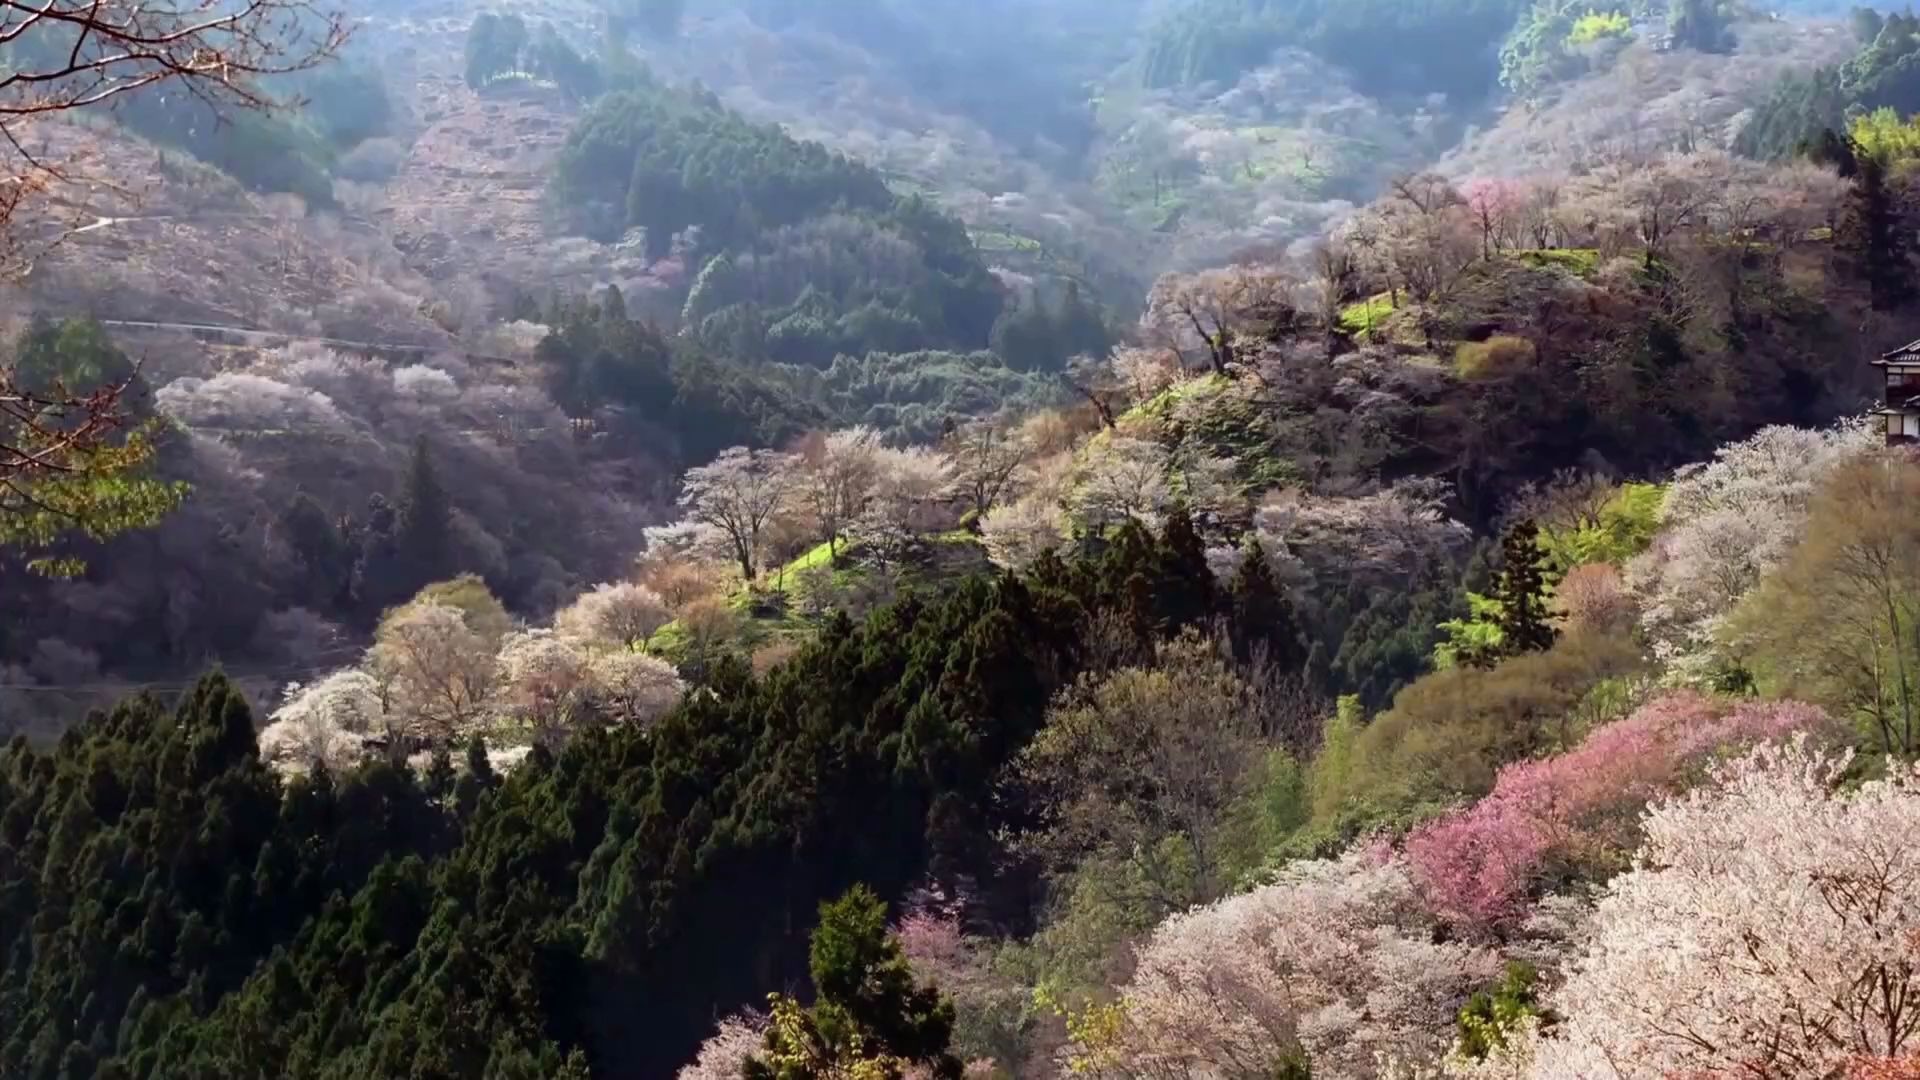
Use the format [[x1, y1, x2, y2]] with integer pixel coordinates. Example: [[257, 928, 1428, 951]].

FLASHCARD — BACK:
[[1307, 695, 1368, 825], [1849, 107, 1920, 167], [1434, 592, 1509, 670], [3, 324, 188, 575], [1539, 482, 1664, 573], [1215, 748, 1311, 885], [1566, 10, 1632, 46], [0, 425, 187, 577]]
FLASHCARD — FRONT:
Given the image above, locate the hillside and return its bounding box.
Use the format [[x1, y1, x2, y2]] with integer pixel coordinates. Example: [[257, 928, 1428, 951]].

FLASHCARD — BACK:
[[8, 122, 450, 348], [11, 1, 1920, 1079]]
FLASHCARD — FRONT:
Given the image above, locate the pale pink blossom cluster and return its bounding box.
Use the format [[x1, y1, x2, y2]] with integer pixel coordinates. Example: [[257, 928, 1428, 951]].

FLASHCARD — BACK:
[[675, 1011, 768, 1080], [1524, 737, 1920, 1077], [1092, 849, 1499, 1080], [1407, 692, 1832, 929], [1628, 420, 1874, 667]]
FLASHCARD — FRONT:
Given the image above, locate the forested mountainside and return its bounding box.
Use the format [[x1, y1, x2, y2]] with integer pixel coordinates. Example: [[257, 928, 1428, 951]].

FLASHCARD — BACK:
[[10, 0, 1920, 1078]]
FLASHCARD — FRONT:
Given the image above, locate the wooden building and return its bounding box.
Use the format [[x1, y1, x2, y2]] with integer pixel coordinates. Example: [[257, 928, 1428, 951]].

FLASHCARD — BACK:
[[1876, 338, 1920, 445]]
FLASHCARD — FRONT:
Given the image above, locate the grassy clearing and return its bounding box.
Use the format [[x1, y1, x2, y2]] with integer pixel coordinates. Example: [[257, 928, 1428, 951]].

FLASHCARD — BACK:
[[1338, 291, 1397, 337], [1127, 372, 1231, 424], [781, 540, 837, 578], [1515, 248, 1600, 276]]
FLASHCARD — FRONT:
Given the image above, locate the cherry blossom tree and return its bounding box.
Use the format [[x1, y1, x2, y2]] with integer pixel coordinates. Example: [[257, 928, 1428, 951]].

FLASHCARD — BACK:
[[1350, 174, 1478, 303], [494, 629, 594, 747], [896, 907, 1033, 1070], [1628, 420, 1875, 668], [979, 496, 1065, 572], [1254, 479, 1470, 592], [258, 669, 384, 775], [1070, 435, 1172, 533], [944, 416, 1034, 521], [795, 427, 883, 557], [849, 445, 956, 569], [678, 1013, 770, 1080], [672, 446, 801, 582], [1460, 178, 1527, 259], [555, 581, 671, 651], [1075, 849, 1500, 1080], [1406, 693, 1836, 930], [591, 649, 684, 728], [636, 531, 734, 606], [366, 598, 498, 744], [1108, 347, 1184, 405], [1142, 265, 1300, 376], [156, 372, 353, 434], [1525, 737, 1920, 1078]]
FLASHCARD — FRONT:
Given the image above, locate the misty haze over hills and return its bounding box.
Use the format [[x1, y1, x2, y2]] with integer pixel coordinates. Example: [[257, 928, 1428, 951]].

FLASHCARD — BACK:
[[7, 1, 1920, 1078]]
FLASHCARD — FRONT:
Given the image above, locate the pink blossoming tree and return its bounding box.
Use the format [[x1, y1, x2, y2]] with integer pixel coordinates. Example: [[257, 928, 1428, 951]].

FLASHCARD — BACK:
[[1407, 692, 1834, 930]]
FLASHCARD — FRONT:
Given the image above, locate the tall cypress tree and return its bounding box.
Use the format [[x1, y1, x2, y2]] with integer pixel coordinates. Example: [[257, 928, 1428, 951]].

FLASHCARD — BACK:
[[1229, 540, 1305, 671], [282, 492, 355, 610], [1154, 506, 1216, 631], [746, 885, 961, 1080], [1841, 153, 1917, 312], [1492, 520, 1556, 658], [397, 436, 454, 588]]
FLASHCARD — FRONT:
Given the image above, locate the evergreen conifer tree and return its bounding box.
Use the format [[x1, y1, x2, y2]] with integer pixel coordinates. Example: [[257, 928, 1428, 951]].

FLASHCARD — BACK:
[[283, 492, 355, 610], [1055, 281, 1113, 359], [1154, 506, 1216, 630], [1492, 520, 1556, 658], [454, 736, 496, 820], [745, 885, 961, 1080], [1840, 152, 1917, 311], [1230, 540, 1306, 671], [397, 436, 455, 588]]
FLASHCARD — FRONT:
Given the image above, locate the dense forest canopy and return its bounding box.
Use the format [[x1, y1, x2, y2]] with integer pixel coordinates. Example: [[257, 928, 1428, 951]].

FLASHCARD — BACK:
[[1138, 0, 1531, 98], [13, 0, 1920, 1078]]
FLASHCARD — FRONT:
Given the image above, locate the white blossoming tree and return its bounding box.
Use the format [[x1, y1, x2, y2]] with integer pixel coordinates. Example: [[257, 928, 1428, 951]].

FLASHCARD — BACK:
[[592, 650, 685, 729], [979, 496, 1066, 572], [555, 582, 672, 652], [849, 445, 956, 569], [1070, 435, 1173, 533], [1254, 480, 1471, 591], [1627, 421, 1874, 667], [1525, 737, 1920, 1078], [671, 446, 801, 582], [1072, 849, 1499, 1080], [795, 427, 884, 558], [944, 415, 1035, 521], [677, 1013, 769, 1080], [257, 669, 385, 775], [494, 629, 596, 746], [366, 598, 498, 744]]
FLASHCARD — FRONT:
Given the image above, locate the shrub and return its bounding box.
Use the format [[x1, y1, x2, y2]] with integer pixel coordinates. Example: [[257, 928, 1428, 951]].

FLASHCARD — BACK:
[[1566, 11, 1631, 47], [1454, 335, 1537, 380], [1306, 629, 1645, 844]]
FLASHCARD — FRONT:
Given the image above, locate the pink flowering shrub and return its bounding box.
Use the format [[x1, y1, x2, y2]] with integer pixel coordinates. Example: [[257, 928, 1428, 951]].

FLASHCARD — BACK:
[[895, 906, 1034, 1071], [1407, 692, 1832, 929]]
